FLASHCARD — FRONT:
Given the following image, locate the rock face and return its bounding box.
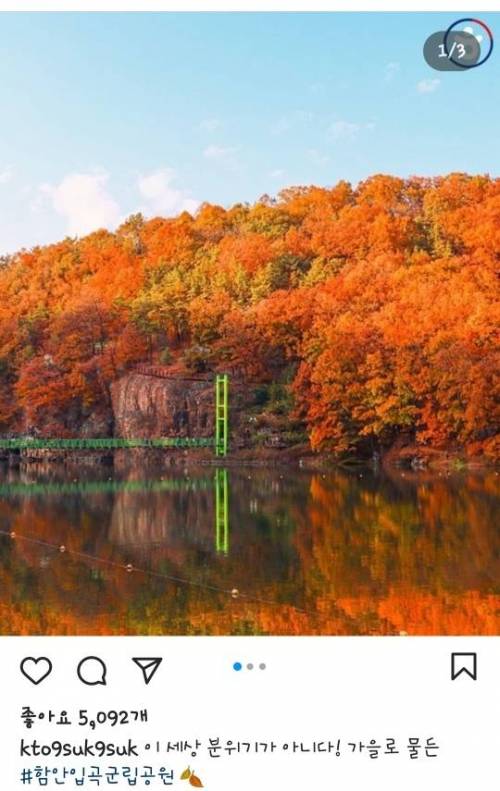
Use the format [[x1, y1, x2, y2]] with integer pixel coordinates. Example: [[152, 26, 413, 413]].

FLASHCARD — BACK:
[[110, 374, 215, 440]]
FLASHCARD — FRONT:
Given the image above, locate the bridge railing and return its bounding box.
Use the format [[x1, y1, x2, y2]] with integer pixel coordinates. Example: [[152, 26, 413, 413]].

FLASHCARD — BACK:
[[0, 373, 230, 456], [0, 437, 214, 451]]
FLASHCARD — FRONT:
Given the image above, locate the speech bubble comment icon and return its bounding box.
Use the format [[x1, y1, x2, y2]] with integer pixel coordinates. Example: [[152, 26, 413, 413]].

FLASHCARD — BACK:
[[77, 656, 107, 686]]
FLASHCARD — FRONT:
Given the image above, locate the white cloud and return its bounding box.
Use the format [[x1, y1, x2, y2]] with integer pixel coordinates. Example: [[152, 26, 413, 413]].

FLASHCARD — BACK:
[[269, 168, 286, 180], [463, 25, 483, 43], [137, 168, 199, 216], [41, 171, 121, 236], [271, 117, 293, 136], [0, 166, 13, 185], [270, 110, 314, 136], [199, 118, 221, 133], [385, 62, 400, 81], [310, 82, 326, 95], [203, 144, 237, 160], [417, 78, 441, 94], [328, 120, 375, 141], [329, 120, 360, 140], [307, 149, 330, 166], [202, 144, 240, 171]]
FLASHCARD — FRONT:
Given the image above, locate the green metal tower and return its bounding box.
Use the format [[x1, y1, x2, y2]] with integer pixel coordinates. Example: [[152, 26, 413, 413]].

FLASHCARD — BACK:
[[215, 373, 229, 457], [214, 468, 229, 555]]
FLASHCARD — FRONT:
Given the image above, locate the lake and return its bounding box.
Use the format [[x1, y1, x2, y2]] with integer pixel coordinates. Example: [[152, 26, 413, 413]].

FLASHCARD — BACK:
[[0, 463, 498, 635]]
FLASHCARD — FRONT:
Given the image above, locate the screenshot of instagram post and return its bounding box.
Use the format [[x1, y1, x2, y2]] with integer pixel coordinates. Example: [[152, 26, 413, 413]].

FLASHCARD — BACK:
[[0, 4, 498, 790]]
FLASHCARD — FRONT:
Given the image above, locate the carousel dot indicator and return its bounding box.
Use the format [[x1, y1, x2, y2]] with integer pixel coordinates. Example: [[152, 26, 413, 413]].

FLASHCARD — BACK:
[[233, 662, 242, 672]]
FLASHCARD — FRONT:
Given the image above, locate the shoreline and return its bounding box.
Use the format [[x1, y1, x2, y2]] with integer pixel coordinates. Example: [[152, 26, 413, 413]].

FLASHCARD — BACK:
[[0, 442, 496, 472]]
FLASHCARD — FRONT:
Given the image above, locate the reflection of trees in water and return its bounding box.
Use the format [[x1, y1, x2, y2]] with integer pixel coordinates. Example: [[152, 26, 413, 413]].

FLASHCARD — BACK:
[[290, 471, 499, 634], [0, 465, 498, 636], [300, 470, 499, 594]]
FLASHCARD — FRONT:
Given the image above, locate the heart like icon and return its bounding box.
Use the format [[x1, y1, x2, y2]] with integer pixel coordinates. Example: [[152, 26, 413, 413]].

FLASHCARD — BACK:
[[20, 657, 53, 685]]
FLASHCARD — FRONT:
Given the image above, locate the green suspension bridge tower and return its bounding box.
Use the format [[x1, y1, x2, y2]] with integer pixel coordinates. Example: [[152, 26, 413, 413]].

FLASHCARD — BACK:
[[215, 373, 229, 457]]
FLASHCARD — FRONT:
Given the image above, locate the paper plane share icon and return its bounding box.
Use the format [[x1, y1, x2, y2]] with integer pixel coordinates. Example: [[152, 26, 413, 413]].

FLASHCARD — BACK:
[[132, 657, 163, 685]]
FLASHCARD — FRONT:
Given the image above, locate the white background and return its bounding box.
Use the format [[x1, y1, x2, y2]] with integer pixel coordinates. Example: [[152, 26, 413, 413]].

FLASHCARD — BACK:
[[0, 3, 498, 787], [2, 637, 499, 790]]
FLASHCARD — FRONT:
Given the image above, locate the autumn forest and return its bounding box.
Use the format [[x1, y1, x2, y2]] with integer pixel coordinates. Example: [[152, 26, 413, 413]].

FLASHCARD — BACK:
[[0, 172, 498, 461]]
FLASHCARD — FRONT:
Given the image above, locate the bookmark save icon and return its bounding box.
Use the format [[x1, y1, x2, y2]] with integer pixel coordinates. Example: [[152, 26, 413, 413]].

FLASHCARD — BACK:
[[132, 657, 163, 685], [451, 653, 477, 681]]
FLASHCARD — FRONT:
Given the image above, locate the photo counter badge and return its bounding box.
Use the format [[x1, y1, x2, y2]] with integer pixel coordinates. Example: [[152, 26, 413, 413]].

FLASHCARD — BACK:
[[424, 17, 493, 70]]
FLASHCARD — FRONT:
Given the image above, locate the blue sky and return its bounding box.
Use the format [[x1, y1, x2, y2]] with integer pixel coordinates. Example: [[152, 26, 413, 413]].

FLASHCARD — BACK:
[[0, 12, 498, 254]]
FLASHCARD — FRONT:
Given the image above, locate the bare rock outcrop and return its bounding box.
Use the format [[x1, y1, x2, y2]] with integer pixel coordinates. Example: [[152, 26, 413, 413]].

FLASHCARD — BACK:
[[110, 373, 214, 440]]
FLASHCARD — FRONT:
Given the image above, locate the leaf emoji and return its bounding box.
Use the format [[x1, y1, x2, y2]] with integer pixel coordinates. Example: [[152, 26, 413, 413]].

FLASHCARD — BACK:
[[189, 774, 204, 788], [181, 768, 192, 781]]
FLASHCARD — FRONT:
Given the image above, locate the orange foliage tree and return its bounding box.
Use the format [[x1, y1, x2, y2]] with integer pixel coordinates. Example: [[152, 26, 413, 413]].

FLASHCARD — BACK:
[[0, 174, 497, 458]]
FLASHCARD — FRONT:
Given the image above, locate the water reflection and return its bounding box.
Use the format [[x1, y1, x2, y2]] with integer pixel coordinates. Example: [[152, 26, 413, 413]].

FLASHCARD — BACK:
[[0, 464, 498, 635]]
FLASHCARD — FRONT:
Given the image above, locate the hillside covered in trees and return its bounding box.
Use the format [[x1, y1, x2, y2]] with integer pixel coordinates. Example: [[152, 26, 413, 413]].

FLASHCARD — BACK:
[[0, 173, 498, 461]]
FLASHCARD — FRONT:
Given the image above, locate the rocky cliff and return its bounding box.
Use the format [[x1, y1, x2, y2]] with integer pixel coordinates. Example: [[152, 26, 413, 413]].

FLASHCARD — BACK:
[[111, 373, 215, 440]]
